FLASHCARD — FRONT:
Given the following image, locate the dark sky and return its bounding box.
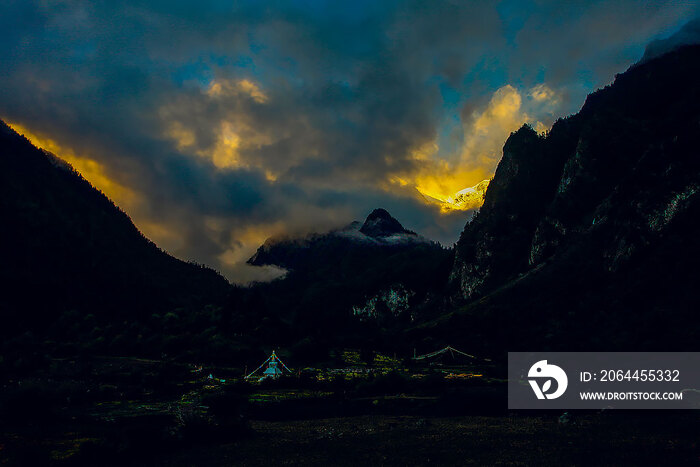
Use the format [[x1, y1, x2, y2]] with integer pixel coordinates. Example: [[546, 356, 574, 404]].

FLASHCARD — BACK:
[[1, 1, 698, 282]]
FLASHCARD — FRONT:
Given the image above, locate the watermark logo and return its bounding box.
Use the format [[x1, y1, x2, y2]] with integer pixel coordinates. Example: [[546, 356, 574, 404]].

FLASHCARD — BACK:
[[528, 360, 568, 399]]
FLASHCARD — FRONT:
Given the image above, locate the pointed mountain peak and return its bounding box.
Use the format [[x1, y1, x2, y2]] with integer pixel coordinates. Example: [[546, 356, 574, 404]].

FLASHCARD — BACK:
[[360, 208, 415, 238], [365, 208, 394, 221]]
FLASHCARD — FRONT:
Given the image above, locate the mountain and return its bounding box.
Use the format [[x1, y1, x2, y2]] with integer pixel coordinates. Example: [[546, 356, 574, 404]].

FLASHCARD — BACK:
[[359, 208, 416, 237], [4, 42, 699, 363], [430, 45, 700, 352], [640, 18, 700, 64], [0, 120, 231, 337], [448, 180, 490, 210], [248, 208, 427, 270], [244, 209, 452, 353], [418, 179, 490, 212]]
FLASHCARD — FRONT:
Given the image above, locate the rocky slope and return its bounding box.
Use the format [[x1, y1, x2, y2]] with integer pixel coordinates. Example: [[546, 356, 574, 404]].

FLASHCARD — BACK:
[[439, 45, 700, 351]]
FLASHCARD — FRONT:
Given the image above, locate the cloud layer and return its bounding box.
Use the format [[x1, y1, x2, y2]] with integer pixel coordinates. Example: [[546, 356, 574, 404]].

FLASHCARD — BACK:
[[1, 1, 697, 283]]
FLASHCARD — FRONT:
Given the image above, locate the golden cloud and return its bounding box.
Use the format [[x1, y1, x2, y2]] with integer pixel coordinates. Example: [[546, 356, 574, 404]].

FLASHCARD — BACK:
[[6, 120, 284, 283], [386, 83, 562, 213], [4, 122, 195, 263], [165, 121, 196, 150], [6, 121, 140, 211], [161, 78, 282, 172], [207, 78, 269, 104]]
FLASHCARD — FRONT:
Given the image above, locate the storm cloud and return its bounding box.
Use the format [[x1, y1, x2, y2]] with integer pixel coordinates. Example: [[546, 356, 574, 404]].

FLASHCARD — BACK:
[[1, 1, 697, 282]]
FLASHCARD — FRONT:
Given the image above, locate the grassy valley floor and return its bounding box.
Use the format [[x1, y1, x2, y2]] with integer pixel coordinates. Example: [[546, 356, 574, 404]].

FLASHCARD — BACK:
[[133, 413, 699, 466], [2, 356, 698, 466]]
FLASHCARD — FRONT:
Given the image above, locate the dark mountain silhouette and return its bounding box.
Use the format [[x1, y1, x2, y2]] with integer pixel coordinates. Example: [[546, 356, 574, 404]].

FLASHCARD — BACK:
[[0, 121, 231, 338], [422, 45, 700, 352]]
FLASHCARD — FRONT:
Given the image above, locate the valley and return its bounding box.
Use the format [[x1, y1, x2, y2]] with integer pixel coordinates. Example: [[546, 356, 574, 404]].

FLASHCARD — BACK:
[[2, 18, 700, 466]]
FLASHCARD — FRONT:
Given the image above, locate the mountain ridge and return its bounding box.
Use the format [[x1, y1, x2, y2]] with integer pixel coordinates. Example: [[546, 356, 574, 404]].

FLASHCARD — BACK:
[[0, 120, 231, 335], [430, 44, 700, 352]]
